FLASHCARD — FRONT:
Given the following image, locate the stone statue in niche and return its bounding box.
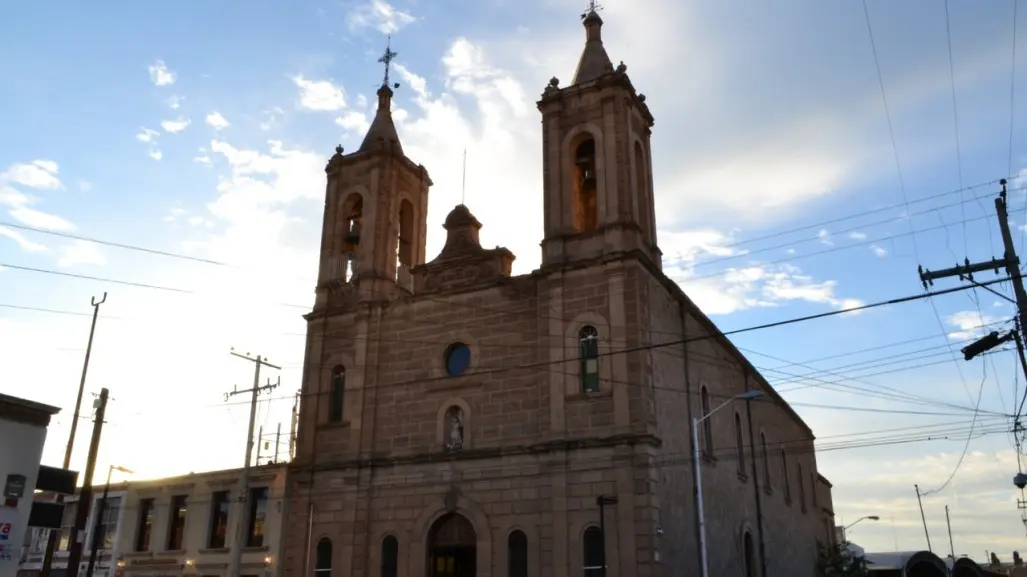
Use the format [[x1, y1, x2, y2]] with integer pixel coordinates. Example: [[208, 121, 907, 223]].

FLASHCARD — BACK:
[[446, 407, 464, 450]]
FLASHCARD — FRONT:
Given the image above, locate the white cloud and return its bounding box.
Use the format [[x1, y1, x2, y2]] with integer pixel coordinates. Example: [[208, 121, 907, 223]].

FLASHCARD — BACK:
[[335, 111, 370, 135], [194, 155, 213, 166], [206, 112, 230, 130], [346, 0, 416, 34], [136, 128, 159, 143], [292, 76, 346, 111], [945, 311, 1002, 340], [817, 228, 833, 246], [394, 63, 429, 98], [148, 60, 176, 86], [0, 160, 62, 190], [0, 187, 32, 208], [148, 149, 163, 161], [8, 206, 76, 232], [161, 117, 192, 134], [0, 226, 46, 252], [870, 244, 887, 258], [57, 240, 106, 267], [658, 231, 861, 315], [848, 231, 867, 241], [166, 94, 184, 109]]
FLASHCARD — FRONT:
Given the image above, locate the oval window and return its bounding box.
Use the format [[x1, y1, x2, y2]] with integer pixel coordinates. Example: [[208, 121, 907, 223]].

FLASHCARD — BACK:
[[444, 343, 472, 376]]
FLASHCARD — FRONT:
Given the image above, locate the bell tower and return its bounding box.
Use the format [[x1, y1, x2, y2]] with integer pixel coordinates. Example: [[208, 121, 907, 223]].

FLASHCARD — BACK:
[[315, 39, 432, 308], [537, 2, 660, 268]]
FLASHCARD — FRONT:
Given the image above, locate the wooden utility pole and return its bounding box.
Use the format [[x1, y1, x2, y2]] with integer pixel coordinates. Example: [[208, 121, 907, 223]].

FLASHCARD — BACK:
[[915, 484, 932, 552], [919, 179, 1027, 335], [225, 350, 280, 577], [65, 388, 109, 577], [273, 423, 282, 464], [40, 293, 107, 577], [945, 505, 956, 561]]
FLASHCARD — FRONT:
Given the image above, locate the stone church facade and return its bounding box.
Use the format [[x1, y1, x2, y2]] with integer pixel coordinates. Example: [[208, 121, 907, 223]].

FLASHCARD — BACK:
[[282, 9, 832, 577]]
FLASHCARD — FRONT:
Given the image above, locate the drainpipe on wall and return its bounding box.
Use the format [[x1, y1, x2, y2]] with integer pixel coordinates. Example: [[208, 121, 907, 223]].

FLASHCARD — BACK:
[[744, 372, 768, 577], [678, 304, 701, 577]]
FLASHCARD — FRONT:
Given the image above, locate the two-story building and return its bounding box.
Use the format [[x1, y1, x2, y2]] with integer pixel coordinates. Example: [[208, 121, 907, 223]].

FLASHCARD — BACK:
[[17, 484, 129, 577], [115, 465, 287, 577]]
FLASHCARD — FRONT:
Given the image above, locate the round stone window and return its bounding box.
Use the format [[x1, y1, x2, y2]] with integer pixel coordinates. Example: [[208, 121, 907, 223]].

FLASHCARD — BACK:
[[444, 343, 472, 376]]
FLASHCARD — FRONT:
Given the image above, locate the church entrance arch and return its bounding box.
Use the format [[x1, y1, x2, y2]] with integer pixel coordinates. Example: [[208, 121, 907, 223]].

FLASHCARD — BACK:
[[427, 513, 477, 577]]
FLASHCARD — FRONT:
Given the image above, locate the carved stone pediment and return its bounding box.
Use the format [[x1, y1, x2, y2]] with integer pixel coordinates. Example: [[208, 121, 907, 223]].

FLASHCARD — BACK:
[[412, 205, 515, 293]]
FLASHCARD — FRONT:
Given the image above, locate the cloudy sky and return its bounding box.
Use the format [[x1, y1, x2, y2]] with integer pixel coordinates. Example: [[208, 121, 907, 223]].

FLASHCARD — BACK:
[[2, 0, 1027, 561]]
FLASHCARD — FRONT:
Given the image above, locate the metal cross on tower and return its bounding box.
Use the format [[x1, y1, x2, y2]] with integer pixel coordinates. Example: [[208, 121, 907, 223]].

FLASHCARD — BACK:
[[378, 35, 398, 87], [583, 0, 603, 17]]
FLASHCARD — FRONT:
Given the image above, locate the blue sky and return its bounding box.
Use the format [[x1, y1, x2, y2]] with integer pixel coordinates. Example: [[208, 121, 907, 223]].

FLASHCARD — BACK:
[[2, 0, 1027, 560]]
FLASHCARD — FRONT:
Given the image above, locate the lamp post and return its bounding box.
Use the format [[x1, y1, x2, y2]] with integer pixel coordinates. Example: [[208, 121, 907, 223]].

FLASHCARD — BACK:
[[842, 516, 880, 541], [596, 495, 618, 577], [85, 465, 133, 577], [693, 390, 765, 577]]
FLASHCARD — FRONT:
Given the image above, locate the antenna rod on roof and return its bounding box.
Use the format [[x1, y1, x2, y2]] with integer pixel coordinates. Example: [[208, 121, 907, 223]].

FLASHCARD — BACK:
[[461, 148, 467, 205]]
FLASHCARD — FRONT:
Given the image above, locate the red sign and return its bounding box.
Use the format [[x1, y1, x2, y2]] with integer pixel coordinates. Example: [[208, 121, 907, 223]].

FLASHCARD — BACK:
[[0, 522, 11, 541]]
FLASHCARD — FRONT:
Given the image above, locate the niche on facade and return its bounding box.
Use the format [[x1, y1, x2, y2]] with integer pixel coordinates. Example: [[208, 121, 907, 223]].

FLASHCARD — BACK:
[[341, 194, 363, 281], [572, 137, 598, 233], [396, 198, 414, 285], [442, 405, 466, 451]]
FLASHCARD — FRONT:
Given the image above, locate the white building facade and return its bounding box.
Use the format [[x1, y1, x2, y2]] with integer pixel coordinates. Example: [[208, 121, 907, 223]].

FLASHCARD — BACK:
[[17, 488, 130, 577], [0, 394, 60, 577], [115, 465, 287, 577]]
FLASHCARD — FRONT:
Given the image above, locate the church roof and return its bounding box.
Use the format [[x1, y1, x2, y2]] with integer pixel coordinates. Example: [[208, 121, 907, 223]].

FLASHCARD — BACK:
[[359, 84, 404, 154], [571, 9, 615, 85]]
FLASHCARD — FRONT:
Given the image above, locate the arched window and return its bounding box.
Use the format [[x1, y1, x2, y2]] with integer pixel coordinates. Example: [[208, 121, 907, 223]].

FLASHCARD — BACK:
[[582, 527, 604, 577], [633, 141, 650, 240], [700, 387, 713, 456], [782, 450, 791, 503], [797, 463, 806, 511], [314, 537, 332, 577], [572, 138, 598, 232], [329, 365, 345, 423], [579, 325, 600, 393], [341, 194, 363, 282], [381, 535, 398, 577], [396, 199, 414, 280], [734, 412, 745, 475], [743, 531, 756, 577], [759, 433, 770, 486], [507, 530, 528, 577]]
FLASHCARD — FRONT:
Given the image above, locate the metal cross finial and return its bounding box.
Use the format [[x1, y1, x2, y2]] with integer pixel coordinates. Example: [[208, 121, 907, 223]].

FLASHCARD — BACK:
[[584, 0, 603, 16], [378, 35, 398, 87]]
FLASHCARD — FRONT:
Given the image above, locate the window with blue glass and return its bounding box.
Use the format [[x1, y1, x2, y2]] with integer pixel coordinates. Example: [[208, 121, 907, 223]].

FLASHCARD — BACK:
[[444, 343, 472, 376]]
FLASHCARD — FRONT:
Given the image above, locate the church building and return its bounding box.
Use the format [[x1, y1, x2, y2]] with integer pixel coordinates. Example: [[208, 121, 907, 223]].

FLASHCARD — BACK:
[[282, 7, 833, 577]]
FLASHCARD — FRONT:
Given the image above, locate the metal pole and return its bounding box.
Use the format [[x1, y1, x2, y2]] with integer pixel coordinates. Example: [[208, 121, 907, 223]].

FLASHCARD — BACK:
[[85, 467, 113, 577], [915, 484, 932, 552], [227, 356, 266, 577], [945, 505, 955, 561], [40, 293, 107, 577], [598, 499, 606, 577], [694, 417, 709, 577]]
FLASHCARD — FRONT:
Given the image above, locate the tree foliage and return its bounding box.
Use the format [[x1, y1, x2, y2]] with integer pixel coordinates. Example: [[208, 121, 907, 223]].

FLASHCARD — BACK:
[[816, 541, 868, 577]]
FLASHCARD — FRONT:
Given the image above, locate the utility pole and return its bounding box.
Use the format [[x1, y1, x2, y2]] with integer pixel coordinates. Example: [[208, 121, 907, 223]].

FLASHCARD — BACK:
[[41, 293, 107, 577], [945, 505, 956, 561], [289, 391, 299, 460], [255, 425, 263, 467], [66, 388, 109, 577], [273, 423, 282, 464], [919, 179, 1027, 340], [225, 350, 280, 577], [915, 484, 932, 552]]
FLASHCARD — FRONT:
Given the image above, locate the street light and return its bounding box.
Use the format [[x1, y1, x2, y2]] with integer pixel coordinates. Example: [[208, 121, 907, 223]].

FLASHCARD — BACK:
[[595, 495, 618, 577], [843, 516, 880, 537], [85, 465, 133, 577], [693, 390, 764, 577]]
